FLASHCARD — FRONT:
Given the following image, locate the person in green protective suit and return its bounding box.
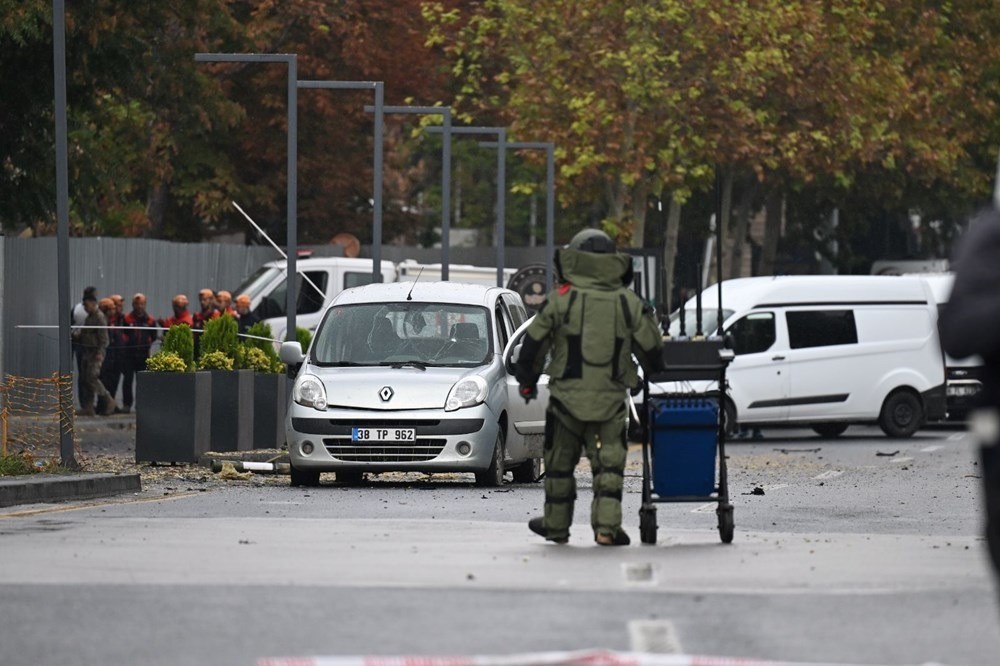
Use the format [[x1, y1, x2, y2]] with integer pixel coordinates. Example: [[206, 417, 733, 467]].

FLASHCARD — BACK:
[[515, 228, 664, 546]]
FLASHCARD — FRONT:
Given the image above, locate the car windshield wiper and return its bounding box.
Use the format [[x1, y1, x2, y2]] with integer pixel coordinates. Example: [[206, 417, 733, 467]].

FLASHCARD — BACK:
[[386, 361, 427, 371], [314, 360, 369, 367]]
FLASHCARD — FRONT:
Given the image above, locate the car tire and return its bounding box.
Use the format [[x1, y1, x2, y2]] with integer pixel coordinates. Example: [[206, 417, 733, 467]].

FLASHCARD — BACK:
[[879, 390, 924, 438], [512, 457, 542, 483], [475, 430, 506, 487], [290, 465, 320, 487], [336, 470, 365, 485], [812, 423, 849, 438], [722, 397, 738, 439]]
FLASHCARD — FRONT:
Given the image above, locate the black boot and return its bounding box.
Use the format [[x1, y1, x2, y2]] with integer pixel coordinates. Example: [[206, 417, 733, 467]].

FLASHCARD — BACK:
[[595, 529, 631, 546], [528, 517, 568, 544]]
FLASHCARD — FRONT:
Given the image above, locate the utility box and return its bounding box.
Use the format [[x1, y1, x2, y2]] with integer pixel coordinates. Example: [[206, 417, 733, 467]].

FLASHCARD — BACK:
[[648, 397, 719, 497]]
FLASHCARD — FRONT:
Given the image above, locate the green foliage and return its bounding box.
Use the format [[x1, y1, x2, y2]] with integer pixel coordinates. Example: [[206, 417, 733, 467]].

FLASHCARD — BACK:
[[240, 322, 284, 373], [242, 346, 273, 373], [201, 315, 239, 360], [146, 351, 189, 373], [293, 326, 313, 352], [161, 324, 195, 371], [0, 451, 37, 476], [197, 350, 234, 371]]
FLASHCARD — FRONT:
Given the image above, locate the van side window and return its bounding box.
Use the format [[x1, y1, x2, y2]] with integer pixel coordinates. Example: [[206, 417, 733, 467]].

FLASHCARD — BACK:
[[344, 272, 374, 289], [786, 310, 858, 349], [728, 312, 776, 355]]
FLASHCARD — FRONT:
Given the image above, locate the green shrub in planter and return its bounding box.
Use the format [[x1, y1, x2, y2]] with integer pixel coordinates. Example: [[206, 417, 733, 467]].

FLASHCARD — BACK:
[[292, 326, 312, 351], [160, 324, 195, 371], [242, 322, 282, 369], [198, 350, 234, 371], [146, 351, 188, 373], [201, 314, 239, 358], [243, 346, 273, 373]]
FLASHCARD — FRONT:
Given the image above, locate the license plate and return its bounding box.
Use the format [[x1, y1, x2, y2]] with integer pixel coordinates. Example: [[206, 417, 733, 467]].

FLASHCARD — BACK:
[[351, 427, 416, 442], [947, 385, 980, 397]]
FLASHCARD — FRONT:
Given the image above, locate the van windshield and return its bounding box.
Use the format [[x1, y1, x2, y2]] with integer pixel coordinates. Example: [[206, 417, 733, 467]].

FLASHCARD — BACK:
[[312, 302, 492, 368], [666, 308, 733, 338], [233, 266, 281, 302]]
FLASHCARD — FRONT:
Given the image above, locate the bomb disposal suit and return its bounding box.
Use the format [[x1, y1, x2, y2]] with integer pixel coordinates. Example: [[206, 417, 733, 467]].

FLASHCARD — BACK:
[[516, 229, 664, 545]]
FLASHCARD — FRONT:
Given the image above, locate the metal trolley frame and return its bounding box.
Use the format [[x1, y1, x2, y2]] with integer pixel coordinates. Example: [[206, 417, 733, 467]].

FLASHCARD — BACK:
[[639, 338, 735, 544]]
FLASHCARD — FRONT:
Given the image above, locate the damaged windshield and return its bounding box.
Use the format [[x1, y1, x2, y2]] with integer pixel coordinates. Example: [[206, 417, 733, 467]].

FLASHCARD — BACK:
[[312, 302, 492, 367]]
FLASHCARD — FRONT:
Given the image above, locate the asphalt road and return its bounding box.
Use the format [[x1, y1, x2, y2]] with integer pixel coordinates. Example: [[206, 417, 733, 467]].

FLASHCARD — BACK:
[[1, 424, 998, 666]]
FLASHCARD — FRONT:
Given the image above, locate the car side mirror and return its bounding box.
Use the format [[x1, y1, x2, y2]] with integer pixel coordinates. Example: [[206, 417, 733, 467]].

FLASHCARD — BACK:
[[505, 342, 522, 375], [279, 341, 305, 365]]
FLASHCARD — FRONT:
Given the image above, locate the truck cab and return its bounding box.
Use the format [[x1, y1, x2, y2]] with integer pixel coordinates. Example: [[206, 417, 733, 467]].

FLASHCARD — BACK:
[[233, 257, 397, 342]]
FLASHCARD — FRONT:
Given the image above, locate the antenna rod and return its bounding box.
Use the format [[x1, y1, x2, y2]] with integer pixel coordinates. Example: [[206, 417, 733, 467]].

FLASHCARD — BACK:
[[233, 201, 325, 301], [406, 267, 424, 301]]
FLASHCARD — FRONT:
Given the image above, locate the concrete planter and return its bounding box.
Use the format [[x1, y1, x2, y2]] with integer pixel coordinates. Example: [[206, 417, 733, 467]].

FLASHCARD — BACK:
[[135, 371, 212, 463], [253, 373, 288, 450], [208, 369, 255, 452]]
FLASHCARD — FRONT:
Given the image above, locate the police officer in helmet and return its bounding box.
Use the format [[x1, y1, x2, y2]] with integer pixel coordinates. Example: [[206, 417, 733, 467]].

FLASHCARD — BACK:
[[515, 228, 664, 545]]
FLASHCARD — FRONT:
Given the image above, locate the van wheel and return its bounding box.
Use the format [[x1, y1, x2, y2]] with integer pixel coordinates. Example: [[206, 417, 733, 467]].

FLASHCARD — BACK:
[[475, 430, 506, 487], [879, 390, 923, 438], [812, 423, 849, 438], [722, 398, 738, 439]]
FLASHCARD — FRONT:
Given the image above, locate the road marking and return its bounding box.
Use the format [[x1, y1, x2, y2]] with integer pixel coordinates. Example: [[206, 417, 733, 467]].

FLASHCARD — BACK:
[[921, 445, 943, 452], [628, 619, 683, 654], [622, 562, 656, 585], [949, 432, 965, 441], [813, 470, 843, 480], [764, 483, 789, 491], [691, 503, 716, 513], [0, 491, 203, 520], [890, 457, 914, 464]]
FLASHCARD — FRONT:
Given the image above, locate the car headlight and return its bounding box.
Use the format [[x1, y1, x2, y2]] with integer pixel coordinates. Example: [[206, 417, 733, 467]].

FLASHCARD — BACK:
[[293, 374, 328, 411], [445, 375, 488, 411]]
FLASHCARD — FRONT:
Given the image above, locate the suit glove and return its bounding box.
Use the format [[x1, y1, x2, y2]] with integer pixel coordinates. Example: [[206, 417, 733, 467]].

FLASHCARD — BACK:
[[519, 384, 538, 404]]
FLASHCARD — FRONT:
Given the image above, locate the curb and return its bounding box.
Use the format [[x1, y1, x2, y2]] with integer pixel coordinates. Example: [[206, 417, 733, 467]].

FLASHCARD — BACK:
[[0, 473, 142, 508]]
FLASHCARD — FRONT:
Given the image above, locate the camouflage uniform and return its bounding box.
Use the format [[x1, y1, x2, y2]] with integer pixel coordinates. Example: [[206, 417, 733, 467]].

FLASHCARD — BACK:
[[78, 305, 116, 415], [516, 229, 664, 545]]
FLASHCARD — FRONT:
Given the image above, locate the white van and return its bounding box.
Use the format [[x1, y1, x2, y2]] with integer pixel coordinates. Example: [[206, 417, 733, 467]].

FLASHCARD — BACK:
[[917, 273, 983, 419], [662, 276, 947, 438]]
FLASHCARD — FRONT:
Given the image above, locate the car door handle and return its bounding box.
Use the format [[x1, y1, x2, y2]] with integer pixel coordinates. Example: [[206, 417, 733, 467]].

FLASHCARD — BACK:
[[772, 355, 786, 361]]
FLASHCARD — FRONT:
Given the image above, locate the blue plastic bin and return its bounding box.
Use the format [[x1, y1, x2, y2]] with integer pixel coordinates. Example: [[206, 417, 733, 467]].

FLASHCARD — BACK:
[[648, 397, 719, 497]]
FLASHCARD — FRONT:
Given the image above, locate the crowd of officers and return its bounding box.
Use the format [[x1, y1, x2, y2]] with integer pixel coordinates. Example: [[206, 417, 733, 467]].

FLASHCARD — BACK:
[[72, 286, 259, 416]]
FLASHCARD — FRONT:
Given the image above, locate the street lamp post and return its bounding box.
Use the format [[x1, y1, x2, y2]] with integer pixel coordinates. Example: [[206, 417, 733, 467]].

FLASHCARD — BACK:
[[481, 141, 555, 291], [428, 126, 507, 287], [53, 0, 74, 466], [365, 105, 453, 280], [195, 53, 298, 339], [300, 80, 385, 283]]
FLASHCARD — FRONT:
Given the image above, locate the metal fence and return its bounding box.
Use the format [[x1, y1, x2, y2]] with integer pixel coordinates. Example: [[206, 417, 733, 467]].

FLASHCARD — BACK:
[[1, 237, 552, 380]]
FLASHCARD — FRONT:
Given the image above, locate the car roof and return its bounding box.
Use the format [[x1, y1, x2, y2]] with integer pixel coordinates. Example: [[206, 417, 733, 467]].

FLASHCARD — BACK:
[[684, 275, 933, 310], [331, 281, 515, 307]]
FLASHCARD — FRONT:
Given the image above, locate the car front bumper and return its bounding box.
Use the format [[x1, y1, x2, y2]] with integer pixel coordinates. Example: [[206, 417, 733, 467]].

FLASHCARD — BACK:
[[285, 401, 500, 473]]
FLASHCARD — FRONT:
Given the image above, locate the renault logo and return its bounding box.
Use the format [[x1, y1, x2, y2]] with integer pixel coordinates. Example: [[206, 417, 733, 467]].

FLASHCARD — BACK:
[[379, 386, 394, 402]]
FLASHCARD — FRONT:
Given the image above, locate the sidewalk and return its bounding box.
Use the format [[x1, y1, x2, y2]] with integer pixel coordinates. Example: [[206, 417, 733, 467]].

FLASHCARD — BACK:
[[0, 411, 141, 508]]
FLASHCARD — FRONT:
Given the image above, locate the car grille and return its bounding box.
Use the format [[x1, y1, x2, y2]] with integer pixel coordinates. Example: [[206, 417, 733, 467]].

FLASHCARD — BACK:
[[323, 438, 447, 462]]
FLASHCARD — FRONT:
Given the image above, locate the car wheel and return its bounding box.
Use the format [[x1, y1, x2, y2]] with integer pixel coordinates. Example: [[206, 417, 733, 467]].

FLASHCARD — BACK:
[[336, 470, 365, 485], [512, 457, 543, 483], [475, 430, 506, 487], [290, 465, 320, 487], [879, 390, 924, 438], [812, 423, 849, 438]]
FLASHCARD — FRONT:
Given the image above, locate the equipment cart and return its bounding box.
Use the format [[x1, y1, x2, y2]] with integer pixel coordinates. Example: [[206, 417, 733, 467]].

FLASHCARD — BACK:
[[638, 338, 735, 544]]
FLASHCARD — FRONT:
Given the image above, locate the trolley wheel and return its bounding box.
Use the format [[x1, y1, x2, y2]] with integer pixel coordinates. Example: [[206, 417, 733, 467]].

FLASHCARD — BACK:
[[717, 503, 734, 544], [639, 504, 657, 545]]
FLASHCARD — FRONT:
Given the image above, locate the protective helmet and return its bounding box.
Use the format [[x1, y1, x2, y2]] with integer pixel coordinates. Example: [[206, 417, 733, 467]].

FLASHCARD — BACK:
[[567, 228, 616, 254]]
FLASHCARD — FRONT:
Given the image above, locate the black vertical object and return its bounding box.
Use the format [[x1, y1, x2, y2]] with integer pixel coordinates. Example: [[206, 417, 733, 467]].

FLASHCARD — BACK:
[[695, 262, 703, 337], [714, 167, 724, 337]]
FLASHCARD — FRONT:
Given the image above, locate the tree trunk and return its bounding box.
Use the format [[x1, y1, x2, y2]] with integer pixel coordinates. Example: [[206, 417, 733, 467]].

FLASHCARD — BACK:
[[146, 180, 168, 239], [629, 181, 649, 248], [760, 189, 783, 276], [662, 196, 682, 314], [728, 181, 754, 278]]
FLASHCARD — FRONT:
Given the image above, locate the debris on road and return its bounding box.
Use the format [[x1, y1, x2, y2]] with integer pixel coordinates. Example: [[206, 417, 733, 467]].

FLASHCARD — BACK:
[[772, 448, 821, 454], [876, 450, 900, 457], [217, 462, 253, 481]]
